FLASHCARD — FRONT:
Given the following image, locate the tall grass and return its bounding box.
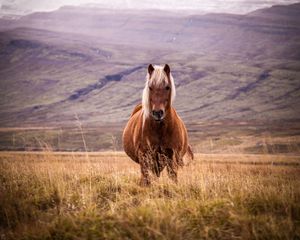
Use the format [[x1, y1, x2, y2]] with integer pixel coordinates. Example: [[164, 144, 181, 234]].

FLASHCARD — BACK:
[[0, 152, 299, 239]]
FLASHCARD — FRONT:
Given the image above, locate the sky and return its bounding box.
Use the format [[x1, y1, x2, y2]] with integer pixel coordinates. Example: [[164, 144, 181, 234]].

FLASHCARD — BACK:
[[0, 0, 299, 15]]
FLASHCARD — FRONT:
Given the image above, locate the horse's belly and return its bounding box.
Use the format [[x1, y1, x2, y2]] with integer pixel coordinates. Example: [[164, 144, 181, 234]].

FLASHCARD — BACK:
[[122, 116, 141, 163]]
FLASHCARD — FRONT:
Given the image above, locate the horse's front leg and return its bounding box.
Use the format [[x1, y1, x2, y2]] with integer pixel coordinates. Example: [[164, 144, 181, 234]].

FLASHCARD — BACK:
[[165, 148, 178, 184], [139, 153, 151, 186]]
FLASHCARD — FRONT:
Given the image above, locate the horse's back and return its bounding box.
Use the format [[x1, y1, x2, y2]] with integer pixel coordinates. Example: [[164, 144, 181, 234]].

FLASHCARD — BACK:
[[130, 103, 142, 117]]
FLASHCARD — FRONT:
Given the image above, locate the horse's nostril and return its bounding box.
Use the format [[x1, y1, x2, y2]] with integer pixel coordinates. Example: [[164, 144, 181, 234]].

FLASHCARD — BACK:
[[152, 110, 164, 120]]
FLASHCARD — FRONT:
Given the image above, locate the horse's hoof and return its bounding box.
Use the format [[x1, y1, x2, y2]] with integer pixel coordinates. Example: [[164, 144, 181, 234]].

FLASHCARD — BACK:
[[170, 177, 178, 184], [169, 175, 178, 184], [139, 178, 151, 187]]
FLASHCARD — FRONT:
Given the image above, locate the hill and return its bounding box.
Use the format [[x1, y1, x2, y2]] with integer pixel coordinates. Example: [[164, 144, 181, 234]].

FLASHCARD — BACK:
[[0, 4, 300, 127], [0, 4, 300, 151]]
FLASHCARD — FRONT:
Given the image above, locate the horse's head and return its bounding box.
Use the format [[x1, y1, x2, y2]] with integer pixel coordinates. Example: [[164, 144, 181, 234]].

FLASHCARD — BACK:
[[142, 64, 176, 122]]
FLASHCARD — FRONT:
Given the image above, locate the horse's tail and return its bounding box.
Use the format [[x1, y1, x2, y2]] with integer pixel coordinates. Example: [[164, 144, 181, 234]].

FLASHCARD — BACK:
[[183, 144, 194, 166], [187, 144, 194, 160]]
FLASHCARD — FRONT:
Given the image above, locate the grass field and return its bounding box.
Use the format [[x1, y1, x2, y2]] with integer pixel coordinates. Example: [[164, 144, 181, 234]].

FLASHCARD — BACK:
[[0, 151, 299, 239]]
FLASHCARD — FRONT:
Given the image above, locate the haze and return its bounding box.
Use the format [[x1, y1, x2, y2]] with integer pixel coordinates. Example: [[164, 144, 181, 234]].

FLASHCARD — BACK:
[[1, 0, 300, 16]]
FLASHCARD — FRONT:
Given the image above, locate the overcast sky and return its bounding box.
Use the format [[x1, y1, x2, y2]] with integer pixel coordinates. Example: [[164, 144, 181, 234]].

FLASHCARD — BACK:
[[1, 0, 299, 15]]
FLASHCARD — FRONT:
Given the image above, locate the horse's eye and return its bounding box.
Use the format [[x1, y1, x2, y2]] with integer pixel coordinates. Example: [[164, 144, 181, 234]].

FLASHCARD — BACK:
[[149, 86, 153, 91], [165, 86, 170, 90]]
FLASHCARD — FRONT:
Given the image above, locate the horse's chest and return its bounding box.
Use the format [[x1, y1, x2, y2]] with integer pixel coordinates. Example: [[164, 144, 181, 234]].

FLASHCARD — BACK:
[[146, 129, 170, 149], [147, 134, 162, 147]]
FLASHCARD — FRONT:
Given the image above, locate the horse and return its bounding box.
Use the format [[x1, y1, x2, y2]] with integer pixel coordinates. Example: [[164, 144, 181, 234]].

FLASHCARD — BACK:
[[122, 64, 193, 186]]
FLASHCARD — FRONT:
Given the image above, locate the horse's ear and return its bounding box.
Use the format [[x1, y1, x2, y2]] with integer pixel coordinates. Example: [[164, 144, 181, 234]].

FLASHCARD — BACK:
[[148, 64, 154, 76], [164, 64, 170, 76]]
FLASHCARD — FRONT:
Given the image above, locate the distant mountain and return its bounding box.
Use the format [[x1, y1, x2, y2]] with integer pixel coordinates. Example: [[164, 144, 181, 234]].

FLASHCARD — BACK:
[[1, 0, 300, 16], [250, 2, 300, 20], [0, 3, 300, 127]]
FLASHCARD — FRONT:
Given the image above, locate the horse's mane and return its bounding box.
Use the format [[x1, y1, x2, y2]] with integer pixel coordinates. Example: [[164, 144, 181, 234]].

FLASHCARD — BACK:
[[142, 65, 176, 123]]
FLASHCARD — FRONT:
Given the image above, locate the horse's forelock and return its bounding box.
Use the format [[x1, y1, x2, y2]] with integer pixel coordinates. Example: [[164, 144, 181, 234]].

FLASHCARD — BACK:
[[142, 65, 176, 124], [149, 67, 169, 87]]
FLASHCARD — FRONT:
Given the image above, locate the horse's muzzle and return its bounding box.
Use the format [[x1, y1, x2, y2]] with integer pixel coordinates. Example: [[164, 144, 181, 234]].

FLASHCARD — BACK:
[[152, 110, 164, 121]]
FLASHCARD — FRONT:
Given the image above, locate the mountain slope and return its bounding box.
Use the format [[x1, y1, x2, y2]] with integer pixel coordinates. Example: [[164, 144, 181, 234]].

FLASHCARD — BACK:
[[0, 4, 300, 127]]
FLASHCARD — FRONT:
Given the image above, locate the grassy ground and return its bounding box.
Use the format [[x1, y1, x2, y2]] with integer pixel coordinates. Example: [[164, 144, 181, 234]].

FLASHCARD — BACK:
[[0, 152, 299, 239], [1, 122, 300, 153]]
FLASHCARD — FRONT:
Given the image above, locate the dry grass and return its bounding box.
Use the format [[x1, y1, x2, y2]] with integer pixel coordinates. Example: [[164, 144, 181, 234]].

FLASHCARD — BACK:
[[0, 152, 299, 239]]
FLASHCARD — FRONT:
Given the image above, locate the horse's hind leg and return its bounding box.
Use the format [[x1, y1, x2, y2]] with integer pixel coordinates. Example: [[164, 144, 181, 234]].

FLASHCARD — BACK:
[[166, 161, 178, 183], [167, 169, 178, 183]]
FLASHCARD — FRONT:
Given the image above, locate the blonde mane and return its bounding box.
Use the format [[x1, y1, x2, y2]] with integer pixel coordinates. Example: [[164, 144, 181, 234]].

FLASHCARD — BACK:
[[142, 65, 176, 123]]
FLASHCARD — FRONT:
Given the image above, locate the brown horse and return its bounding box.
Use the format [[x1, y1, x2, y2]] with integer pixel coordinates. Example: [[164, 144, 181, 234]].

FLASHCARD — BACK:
[[123, 64, 193, 186]]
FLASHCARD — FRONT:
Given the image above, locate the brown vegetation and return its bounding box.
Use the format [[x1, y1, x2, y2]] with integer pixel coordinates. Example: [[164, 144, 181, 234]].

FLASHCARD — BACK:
[[0, 151, 299, 239]]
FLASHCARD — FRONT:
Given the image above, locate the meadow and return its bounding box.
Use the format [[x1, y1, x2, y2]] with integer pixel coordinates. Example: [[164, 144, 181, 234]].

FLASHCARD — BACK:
[[0, 151, 299, 239], [0, 4, 300, 239]]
